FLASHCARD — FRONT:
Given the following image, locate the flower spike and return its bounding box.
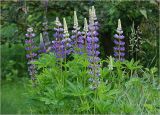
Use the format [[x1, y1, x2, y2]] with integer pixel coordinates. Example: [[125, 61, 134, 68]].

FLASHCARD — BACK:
[[83, 18, 88, 32], [25, 27, 37, 86], [71, 11, 84, 54], [92, 6, 97, 21], [73, 11, 79, 29], [113, 19, 125, 61], [87, 6, 100, 90], [63, 18, 69, 34], [63, 17, 72, 55]]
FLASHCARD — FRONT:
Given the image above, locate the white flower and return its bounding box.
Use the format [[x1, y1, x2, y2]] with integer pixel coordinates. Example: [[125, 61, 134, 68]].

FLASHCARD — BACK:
[[63, 18, 69, 36], [89, 9, 93, 25], [73, 11, 79, 29], [27, 27, 33, 32], [55, 17, 62, 26], [108, 56, 113, 70], [40, 33, 44, 44], [83, 18, 88, 32], [92, 6, 97, 21], [117, 19, 123, 34]]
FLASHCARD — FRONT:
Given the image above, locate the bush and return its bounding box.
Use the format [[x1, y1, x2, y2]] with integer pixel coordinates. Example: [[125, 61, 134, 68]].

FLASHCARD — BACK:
[[26, 53, 159, 114], [1, 43, 28, 81]]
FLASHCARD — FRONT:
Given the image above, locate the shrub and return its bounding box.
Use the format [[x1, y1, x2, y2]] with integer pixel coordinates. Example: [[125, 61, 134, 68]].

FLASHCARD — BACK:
[[26, 53, 159, 114]]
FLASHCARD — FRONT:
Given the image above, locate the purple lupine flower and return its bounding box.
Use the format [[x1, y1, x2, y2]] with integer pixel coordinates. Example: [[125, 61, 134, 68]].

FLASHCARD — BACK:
[[26, 53, 37, 58], [25, 45, 35, 51], [113, 19, 125, 61], [71, 11, 84, 54], [114, 40, 125, 45], [52, 17, 65, 58], [87, 6, 101, 90], [25, 27, 37, 85]]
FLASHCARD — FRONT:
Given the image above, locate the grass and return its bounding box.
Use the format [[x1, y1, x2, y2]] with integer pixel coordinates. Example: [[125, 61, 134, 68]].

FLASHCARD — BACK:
[[1, 78, 30, 114], [1, 76, 159, 114]]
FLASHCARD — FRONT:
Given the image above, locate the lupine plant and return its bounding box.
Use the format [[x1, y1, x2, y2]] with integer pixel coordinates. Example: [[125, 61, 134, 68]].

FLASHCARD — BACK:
[[42, 16, 51, 50], [52, 17, 65, 58], [24, 6, 159, 115], [92, 6, 99, 31], [87, 7, 100, 90], [28, 53, 159, 114], [113, 19, 125, 61], [25, 27, 37, 86], [63, 18, 72, 56], [38, 17, 50, 55]]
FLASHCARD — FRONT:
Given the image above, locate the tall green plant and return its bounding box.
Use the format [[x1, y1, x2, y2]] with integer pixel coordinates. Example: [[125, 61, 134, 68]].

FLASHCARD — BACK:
[[26, 53, 159, 114]]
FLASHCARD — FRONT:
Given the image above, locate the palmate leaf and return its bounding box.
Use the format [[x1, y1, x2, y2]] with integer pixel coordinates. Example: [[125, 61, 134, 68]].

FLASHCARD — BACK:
[[97, 82, 111, 100], [32, 53, 56, 69], [150, 67, 158, 74], [64, 80, 93, 97], [125, 77, 142, 88], [124, 59, 143, 71], [39, 97, 57, 105], [97, 82, 122, 103], [93, 99, 112, 113], [107, 89, 121, 97], [140, 9, 147, 19], [101, 67, 109, 78], [78, 101, 91, 112]]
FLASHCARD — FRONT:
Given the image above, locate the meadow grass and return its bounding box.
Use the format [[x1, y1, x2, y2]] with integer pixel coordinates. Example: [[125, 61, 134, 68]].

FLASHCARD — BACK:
[[1, 79, 30, 114]]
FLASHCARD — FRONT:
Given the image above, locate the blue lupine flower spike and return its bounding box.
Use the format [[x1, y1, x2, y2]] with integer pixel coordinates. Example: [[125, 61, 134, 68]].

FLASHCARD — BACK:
[[25, 27, 37, 86], [87, 6, 100, 90], [113, 19, 125, 61]]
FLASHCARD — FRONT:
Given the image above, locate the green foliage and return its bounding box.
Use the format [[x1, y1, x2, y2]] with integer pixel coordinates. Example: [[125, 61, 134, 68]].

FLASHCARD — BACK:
[[1, 1, 159, 114], [140, 9, 147, 19], [1, 79, 30, 114], [1, 43, 28, 81], [26, 53, 159, 114], [1, 1, 159, 66], [0, 23, 18, 42]]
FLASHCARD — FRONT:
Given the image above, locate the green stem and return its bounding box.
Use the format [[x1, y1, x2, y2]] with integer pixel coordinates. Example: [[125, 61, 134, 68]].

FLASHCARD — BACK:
[[118, 33, 121, 60], [60, 58, 63, 87], [131, 70, 133, 77], [152, 74, 155, 86], [94, 90, 98, 114]]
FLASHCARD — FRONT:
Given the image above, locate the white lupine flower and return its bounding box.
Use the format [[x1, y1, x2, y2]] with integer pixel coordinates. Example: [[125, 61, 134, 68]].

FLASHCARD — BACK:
[[73, 11, 79, 29], [55, 17, 62, 26], [83, 18, 88, 32], [92, 6, 97, 20], [108, 56, 113, 70], [89, 8, 92, 22], [63, 18, 69, 36], [118, 19, 122, 30], [89, 8, 94, 25], [117, 19, 123, 34], [40, 33, 43, 43], [27, 27, 33, 32]]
